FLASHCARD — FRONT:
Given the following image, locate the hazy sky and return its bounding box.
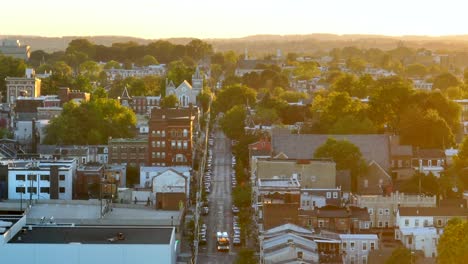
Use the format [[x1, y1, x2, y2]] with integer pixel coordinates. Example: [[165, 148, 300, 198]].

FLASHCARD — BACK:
[[2, 0, 468, 39]]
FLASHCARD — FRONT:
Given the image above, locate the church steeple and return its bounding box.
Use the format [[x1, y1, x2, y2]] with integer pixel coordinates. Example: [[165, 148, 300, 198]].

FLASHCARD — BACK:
[[191, 65, 203, 91]]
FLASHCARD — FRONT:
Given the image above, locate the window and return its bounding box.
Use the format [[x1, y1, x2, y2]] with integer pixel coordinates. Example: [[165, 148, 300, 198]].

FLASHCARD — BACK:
[[384, 209, 390, 215], [27, 174, 37, 181], [370, 242, 375, 250], [368, 208, 373, 215], [408, 237, 413, 245], [378, 221, 382, 227], [307, 219, 312, 226], [59, 175, 65, 181], [302, 200, 306, 207], [350, 242, 355, 250], [183, 129, 188, 137], [415, 219, 419, 227], [342, 242, 347, 250], [362, 242, 367, 251], [162, 141, 166, 147], [16, 174, 26, 181], [405, 219, 409, 226], [152, 141, 156, 148], [40, 187, 50, 194], [59, 187, 65, 193], [333, 192, 338, 198], [362, 256, 367, 264], [364, 179, 368, 188], [351, 256, 355, 264], [326, 192, 331, 198], [385, 222, 389, 228], [27, 187, 37, 193], [152, 152, 156, 158], [424, 220, 429, 227], [161, 130, 165, 137], [306, 200, 310, 206], [161, 152, 166, 158], [378, 209, 383, 215], [310, 175, 316, 182], [318, 220, 324, 228], [437, 219, 443, 226], [16, 187, 25, 193], [177, 141, 182, 149], [183, 141, 188, 149], [40, 175, 49, 181], [171, 141, 176, 149]]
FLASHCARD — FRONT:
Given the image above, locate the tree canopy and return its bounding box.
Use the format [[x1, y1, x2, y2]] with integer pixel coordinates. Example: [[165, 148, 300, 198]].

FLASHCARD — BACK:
[[437, 218, 468, 264], [214, 84, 257, 113], [0, 54, 27, 99], [44, 99, 136, 145], [220, 105, 247, 140]]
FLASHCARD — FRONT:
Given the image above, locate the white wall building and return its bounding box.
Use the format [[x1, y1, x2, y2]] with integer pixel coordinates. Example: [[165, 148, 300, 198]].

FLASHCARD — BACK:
[[339, 234, 379, 264], [6, 159, 77, 200], [139, 166, 191, 189], [105, 64, 166, 81], [165, 66, 203, 107]]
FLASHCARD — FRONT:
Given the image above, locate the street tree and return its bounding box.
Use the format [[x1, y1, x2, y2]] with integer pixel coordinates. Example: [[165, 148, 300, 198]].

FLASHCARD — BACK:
[[437, 218, 468, 264], [44, 99, 136, 145], [214, 84, 257, 113], [160, 94, 178, 108], [220, 105, 247, 140], [433, 72, 460, 91]]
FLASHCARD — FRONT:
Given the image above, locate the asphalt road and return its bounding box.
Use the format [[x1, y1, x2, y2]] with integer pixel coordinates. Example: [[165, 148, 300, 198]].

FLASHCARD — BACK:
[[197, 130, 237, 264]]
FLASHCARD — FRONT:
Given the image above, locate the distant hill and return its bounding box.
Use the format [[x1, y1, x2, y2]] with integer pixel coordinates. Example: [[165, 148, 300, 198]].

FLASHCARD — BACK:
[[3, 34, 468, 56]]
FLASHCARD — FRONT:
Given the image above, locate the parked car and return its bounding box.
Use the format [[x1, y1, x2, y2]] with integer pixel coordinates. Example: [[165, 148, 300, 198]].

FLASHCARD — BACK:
[[202, 206, 209, 215], [232, 206, 240, 214], [233, 237, 241, 246]]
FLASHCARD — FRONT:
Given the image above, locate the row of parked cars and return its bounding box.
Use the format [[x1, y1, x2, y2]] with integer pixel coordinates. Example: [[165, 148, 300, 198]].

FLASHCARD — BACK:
[[204, 133, 215, 194], [198, 223, 208, 245]]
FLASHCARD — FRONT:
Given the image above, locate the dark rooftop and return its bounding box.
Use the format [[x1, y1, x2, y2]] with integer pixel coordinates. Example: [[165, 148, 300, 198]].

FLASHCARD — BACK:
[[9, 226, 173, 245], [398, 207, 468, 217]]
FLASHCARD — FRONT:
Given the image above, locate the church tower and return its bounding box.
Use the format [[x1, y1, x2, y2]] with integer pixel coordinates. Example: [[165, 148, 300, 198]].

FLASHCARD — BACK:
[[192, 66, 203, 92]]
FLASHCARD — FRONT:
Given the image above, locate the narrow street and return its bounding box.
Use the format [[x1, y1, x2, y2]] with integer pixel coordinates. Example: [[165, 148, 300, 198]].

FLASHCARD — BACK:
[[197, 130, 237, 264]]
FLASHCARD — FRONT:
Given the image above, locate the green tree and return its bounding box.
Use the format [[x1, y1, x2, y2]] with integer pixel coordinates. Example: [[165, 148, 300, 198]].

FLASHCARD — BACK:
[[369, 76, 414, 131], [433, 72, 460, 91], [232, 184, 252, 208], [214, 84, 257, 113], [91, 87, 108, 100], [79, 60, 101, 80], [139, 55, 158, 66], [405, 63, 428, 77], [104, 60, 122, 69], [330, 115, 377, 134], [385, 247, 414, 264], [437, 218, 468, 264], [166, 60, 193, 86], [0, 54, 27, 100], [44, 99, 136, 145], [310, 91, 368, 133], [160, 94, 178, 108], [293, 61, 320, 80], [314, 138, 366, 191], [399, 107, 454, 149], [220, 105, 247, 140], [346, 57, 366, 73], [234, 248, 257, 264], [186, 39, 213, 60], [197, 88, 212, 112]]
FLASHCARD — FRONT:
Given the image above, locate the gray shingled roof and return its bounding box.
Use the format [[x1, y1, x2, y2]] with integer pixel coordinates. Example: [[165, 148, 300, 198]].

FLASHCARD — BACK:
[[271, 128, 390, 171]]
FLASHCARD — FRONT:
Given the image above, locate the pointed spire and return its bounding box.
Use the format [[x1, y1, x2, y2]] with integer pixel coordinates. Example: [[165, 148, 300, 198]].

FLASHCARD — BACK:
[[121, 85, 131, 99], [193, 65, 202, 80]]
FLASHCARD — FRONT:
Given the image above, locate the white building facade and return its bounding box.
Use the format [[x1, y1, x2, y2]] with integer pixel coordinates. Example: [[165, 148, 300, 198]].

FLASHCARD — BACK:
[[165, 66, 203, 107]]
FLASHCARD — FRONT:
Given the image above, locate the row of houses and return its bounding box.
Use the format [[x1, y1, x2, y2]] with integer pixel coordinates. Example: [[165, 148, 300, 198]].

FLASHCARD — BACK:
[[249, 128, 467, 263]]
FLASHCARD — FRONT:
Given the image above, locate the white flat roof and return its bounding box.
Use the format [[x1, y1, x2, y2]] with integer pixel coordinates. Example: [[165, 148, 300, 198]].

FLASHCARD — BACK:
[[338, 234, 378, 240]]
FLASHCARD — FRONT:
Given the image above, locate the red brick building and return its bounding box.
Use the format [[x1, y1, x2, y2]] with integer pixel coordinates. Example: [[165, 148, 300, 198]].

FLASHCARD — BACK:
[[148, 106, 198, 166]]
